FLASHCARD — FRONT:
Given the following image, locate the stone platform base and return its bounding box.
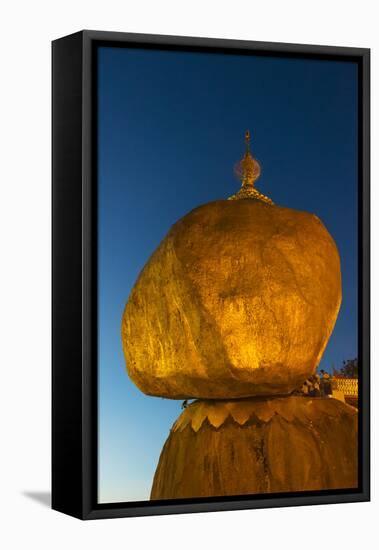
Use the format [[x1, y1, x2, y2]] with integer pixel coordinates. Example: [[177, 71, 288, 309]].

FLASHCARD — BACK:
[[150, 396, 358, 499]]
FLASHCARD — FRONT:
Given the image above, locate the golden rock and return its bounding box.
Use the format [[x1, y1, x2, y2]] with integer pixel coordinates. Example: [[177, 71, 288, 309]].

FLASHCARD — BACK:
[[150, 397, 358, 499], [121, 199, 341, 399]]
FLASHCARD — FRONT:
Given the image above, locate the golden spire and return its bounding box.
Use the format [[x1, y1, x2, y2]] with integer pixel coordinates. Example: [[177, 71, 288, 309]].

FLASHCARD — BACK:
[[229, 130, 273, 205], [236, 130, 261, 186]]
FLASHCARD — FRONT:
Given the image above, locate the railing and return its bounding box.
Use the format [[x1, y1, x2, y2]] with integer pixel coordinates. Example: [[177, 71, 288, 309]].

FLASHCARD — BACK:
[[331, 378, 358, 397]]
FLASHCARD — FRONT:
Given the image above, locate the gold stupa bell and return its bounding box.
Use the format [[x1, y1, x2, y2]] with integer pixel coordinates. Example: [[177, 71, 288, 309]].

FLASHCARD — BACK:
[[229, 130, 273, 204]]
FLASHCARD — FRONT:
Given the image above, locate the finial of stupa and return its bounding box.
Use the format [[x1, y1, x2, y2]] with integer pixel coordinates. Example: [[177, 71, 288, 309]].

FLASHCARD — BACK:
[[228, 130, 273, 204]]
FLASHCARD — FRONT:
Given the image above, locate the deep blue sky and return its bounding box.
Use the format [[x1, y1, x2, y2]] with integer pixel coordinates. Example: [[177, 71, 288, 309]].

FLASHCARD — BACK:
[[97, 46, 358, 503]]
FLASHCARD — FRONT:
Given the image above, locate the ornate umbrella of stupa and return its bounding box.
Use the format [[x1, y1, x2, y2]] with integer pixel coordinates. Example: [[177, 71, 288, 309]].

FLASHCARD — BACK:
[[121, 132, 357, 499]]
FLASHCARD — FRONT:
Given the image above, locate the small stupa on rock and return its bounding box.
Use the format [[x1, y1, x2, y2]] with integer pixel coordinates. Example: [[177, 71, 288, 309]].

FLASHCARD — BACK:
[[121, 131, 357, 499], [229, 130, 273, 203]]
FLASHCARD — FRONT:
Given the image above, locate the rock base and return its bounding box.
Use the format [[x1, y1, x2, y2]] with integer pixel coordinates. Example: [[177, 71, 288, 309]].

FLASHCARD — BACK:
[[150, 396, 357, 499]]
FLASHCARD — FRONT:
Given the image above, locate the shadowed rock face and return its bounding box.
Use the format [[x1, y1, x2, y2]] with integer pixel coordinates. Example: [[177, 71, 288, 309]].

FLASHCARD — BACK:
[[150, 397, 358, 499], [122, 200, 341, 399]]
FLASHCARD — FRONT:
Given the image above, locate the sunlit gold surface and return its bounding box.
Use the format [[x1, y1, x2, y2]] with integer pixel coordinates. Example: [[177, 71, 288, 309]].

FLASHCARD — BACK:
[[122, 199, 341, 399], [151, 397, 358, 499]]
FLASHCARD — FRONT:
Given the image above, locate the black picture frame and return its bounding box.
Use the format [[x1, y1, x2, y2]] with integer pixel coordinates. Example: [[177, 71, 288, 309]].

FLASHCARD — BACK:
[[52, 30, 370, 520]]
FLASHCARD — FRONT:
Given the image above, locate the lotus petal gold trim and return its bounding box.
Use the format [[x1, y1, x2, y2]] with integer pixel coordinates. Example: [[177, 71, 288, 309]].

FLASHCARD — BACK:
[[172, 396, 357, 433]]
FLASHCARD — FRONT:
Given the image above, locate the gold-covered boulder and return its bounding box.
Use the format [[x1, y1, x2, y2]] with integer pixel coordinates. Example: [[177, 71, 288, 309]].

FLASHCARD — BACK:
[[121, 197, 341, 399]]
